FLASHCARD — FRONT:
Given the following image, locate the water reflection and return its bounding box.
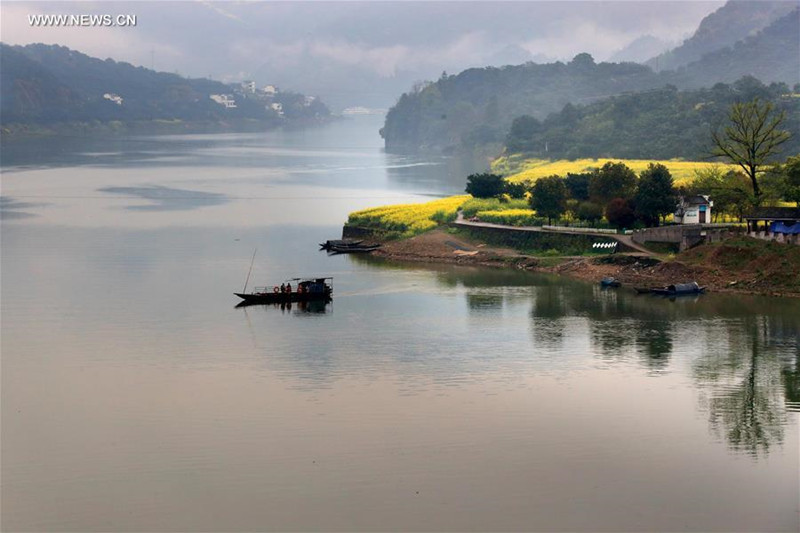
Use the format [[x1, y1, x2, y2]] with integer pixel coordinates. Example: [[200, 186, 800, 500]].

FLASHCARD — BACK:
[[408, 263, 800, 455], [98, 185, 228, 211], [694, 316, 799, 455], [236, 299, 331, 314], [0, 196, 41, 220], [384, 151, 488, 194], [635, 321, 674, 371]]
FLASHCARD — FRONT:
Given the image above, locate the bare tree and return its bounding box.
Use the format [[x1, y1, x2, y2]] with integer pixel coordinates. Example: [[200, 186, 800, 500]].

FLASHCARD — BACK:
[[711, 98, 791, 203]]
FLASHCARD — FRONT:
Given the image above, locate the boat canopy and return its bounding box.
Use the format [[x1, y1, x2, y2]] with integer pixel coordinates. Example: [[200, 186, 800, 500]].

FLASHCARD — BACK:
[[667, 282, 700, 293]]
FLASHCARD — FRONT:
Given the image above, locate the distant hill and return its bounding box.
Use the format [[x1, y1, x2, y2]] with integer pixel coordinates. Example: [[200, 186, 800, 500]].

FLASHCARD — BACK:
[[645, 0, 797, 71], [609, 35, 674, 64], [381, 2, 799, 155], [504, 78, 800, 161], [1, 43, 330, 128], [675, 8, 800, 88], [380, 54, 668, 152]]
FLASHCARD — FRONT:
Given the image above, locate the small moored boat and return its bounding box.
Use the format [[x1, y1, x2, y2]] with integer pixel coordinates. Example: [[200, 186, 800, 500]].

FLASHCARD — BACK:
[[650, 281, 706, 296], [327, 243, 381, 254], [600, 277, 621, 288], [319, 239, 363, 250]]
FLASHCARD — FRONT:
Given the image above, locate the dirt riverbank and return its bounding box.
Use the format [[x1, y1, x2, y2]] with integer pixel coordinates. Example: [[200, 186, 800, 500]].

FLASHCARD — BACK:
[[369, 228, 800, 297]]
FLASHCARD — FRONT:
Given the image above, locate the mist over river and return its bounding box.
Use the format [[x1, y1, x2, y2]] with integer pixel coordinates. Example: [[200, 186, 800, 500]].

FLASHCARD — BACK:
[[2, 116, 798, 532]]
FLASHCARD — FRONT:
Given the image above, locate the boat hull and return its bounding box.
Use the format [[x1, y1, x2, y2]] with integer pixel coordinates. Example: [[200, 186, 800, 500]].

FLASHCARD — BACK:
[[234, 291, 332, 304]]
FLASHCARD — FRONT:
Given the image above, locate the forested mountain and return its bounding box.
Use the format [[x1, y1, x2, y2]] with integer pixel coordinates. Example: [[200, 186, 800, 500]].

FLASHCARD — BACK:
[[674, 8, 800, 88], [505, 77, 800, 161], [381, 3, 799, 155], [1, 43, 330, 126], [645, 0, 796, 71], [380, 55, 667, 152]]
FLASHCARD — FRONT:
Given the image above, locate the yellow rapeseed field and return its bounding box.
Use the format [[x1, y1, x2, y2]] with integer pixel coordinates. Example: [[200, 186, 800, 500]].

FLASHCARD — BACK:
[[475, 209, 543, 227], [492, 156, 735, 186], [347, 195, 470, 238]]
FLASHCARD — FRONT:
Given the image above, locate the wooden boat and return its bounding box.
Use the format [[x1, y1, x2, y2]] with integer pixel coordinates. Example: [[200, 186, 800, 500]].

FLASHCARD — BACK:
[[327, 243, 381, 254], [650, 281, 706, 296], [235, 277, 333, 304], [319, 239, 363, 250], [600, 277, 621, 288]]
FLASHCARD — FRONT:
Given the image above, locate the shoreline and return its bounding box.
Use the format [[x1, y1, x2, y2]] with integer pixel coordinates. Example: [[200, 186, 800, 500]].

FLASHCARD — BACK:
[[367, 228, 800, 298], [0, 116, 337, 141]]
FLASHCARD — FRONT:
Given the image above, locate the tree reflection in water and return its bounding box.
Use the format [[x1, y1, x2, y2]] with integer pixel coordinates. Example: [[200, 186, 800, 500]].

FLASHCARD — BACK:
[[353, 258, 799, 456], [521, 278, 799, 456], [695, 316, 798, 456]]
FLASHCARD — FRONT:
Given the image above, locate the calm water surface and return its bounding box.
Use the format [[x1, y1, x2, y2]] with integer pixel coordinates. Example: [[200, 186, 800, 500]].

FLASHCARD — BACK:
[[2, 116, 798, 532]]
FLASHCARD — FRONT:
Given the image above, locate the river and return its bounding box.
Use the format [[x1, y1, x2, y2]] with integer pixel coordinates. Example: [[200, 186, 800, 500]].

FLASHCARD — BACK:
[[1, 115, 798, 532]]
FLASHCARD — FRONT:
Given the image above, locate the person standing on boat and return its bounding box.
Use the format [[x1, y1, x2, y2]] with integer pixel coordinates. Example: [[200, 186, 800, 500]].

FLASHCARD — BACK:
[[280, 282, 286, 293], [286, 282, 292, 294]]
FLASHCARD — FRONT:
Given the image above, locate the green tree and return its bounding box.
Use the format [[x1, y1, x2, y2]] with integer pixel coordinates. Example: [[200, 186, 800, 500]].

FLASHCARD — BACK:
[[565, 172, 591, 201], [506, 115, 542, 152], [529, 175, 568, 224], [465, 173, 505, 198], [781, 155, 800, 206], [576, 201, 603, 224], [711, 98, 792, 203], [605, 198, 636, 229], [503, 180, 528, 199], [634, 163, 676, 226], [589, 162, 637, 204]]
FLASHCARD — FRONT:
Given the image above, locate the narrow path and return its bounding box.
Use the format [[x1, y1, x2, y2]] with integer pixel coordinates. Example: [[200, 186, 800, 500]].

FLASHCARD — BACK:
[[453, 212, 655, 255]]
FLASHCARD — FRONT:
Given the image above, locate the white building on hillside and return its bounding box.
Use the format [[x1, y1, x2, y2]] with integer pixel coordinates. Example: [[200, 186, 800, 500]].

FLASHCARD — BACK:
[[210, 94, 237, 108], [103, 93, 123, 105], [674, 195, 712, 224]]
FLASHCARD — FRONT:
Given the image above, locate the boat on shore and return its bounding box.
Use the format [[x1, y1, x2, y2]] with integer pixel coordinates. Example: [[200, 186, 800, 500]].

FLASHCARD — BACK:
[[327, 243, 381, 254], [600, 277, 621, 288], [234, 277, 333, 304], [319, 239, 363, 250], [321, 239, 382, 254], [635, 281, 706, 296]]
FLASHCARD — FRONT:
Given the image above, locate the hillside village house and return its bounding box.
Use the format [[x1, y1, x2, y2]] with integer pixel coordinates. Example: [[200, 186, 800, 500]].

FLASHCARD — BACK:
[[674, 195, 712, 224], [209, 94, 237, 108]]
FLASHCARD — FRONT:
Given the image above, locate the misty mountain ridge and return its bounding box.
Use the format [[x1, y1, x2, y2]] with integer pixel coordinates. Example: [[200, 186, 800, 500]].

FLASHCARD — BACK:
[[381, 1, 799, 154], [609, 35, 676, 64], [1, 43, 330, 128], [645, 0, 797, 71], [674, 7, 800, 88]]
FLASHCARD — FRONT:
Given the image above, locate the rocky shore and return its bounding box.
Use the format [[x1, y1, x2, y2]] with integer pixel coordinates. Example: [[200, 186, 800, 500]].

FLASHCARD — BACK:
[[370, 228, 800, 298]]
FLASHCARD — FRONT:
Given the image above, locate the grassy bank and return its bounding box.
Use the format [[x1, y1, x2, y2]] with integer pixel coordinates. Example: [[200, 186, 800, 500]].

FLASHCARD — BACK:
[[453, 226, 616, 256], [680, 237, 800, 293]]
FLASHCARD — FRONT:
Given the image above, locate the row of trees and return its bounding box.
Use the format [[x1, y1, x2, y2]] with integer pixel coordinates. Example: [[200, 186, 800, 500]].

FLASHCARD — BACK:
[[465, 96, 797, 227], [686, 157, 800, 221], [465, 155, 800, 228], [466, 162, 678, 228]]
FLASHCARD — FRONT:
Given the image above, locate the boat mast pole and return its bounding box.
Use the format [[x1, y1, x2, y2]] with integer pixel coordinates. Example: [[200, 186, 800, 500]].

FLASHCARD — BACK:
[[243, 248, 257, 293]]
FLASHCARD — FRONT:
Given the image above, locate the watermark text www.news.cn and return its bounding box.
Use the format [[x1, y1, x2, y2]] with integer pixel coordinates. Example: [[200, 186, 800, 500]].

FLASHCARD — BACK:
[[28, 14, 137, 27]]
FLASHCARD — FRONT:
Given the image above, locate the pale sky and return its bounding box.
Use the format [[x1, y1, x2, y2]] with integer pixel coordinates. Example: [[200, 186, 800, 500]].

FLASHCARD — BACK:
[[1, 1, 726, 107]]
